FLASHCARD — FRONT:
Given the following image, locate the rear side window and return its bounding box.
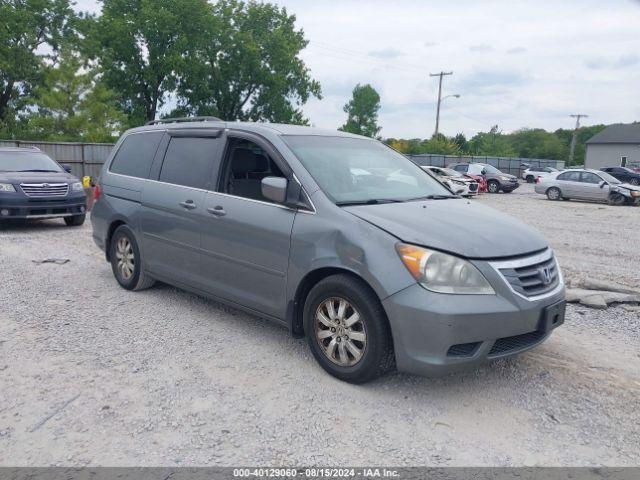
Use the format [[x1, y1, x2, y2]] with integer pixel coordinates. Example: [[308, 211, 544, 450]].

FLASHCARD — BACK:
[[109, 132, 163, 178], [453, 165, 467, 172], [558, 171, 580, 182], [159, 137, 220, 189]]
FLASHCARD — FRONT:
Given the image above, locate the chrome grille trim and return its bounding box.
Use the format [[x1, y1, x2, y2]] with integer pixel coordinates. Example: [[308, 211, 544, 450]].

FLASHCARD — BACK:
[[490, 249, 564, 300], [20, 183, 69, 198]]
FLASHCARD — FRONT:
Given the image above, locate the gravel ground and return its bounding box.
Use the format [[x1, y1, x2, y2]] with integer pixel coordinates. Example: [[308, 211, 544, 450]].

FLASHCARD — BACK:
[[0, 184, 639, 467]]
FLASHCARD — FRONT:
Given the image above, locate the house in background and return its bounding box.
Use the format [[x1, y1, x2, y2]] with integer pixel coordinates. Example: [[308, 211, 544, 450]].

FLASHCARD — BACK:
[[585, 123, 640, 170]]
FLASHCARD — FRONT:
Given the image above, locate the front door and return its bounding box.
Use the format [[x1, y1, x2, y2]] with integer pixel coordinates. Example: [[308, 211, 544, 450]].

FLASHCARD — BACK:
[[198, 134, 296, 319], [579, 171, 609, 201], [140, 133, 223, 287]]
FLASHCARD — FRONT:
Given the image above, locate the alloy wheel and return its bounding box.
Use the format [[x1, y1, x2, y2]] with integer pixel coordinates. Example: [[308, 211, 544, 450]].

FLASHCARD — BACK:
[[314, 297, 367, 367], [115, 236, 135, 280]]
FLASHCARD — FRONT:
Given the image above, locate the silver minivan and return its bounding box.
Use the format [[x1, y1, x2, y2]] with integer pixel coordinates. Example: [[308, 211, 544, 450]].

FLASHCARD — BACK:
[[91, 118, 565, 383]]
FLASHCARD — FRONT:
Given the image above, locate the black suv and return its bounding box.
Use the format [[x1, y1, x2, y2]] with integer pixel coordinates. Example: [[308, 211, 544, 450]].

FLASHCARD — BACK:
[[600, 166, 640, 186], [0, 146, 87, 225]]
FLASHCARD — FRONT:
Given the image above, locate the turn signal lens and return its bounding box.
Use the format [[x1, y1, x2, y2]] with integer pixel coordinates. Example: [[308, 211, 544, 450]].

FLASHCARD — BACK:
[[395, 243, 495, 295]]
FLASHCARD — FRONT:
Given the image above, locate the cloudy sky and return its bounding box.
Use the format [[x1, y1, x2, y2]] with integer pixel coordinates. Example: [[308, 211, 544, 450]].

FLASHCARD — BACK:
[[77, 0, 640, 138]]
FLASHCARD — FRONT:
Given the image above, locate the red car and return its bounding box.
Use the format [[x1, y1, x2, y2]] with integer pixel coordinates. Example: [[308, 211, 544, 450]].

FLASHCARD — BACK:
[[464, 173, 487, 193]]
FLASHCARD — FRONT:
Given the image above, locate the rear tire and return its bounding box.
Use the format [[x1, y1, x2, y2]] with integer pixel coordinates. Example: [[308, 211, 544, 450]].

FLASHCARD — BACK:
[[630, 178, 639, 186], [546, 187, 562, 200], [303, 274, 394, 384], [487, 180, 500, 193], [109, 225, 155, 291], [526, 175, 535, 183], [64, 214, 86, 226]]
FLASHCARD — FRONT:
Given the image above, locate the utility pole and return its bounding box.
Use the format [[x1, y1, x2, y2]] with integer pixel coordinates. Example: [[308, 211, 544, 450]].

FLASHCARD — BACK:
[[569, 114, 588, 165], [430, 71, 453, 137]]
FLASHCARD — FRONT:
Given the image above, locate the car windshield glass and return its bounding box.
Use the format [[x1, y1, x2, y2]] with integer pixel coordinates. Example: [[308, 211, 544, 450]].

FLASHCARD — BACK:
[[283, 135, 453, 204], [0, 152, 62, 172], [482, 164, 501, 174], [598, 171, 622, 184]]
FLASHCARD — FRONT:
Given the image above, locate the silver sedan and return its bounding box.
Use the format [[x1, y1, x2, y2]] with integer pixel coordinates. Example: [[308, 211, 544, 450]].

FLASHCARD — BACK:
[[535, 169, 640, 206]]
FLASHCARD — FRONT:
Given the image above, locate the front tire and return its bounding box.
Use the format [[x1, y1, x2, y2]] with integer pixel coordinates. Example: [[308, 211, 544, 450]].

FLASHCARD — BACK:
[[630, 178, 639, 186], [303, 274, 394, 384], [608, 192, 626, 206], [64, 214, 86, 226], [546, 187, 562, 201], [109, 225, 155, 291], [487, 180, 500, 193]]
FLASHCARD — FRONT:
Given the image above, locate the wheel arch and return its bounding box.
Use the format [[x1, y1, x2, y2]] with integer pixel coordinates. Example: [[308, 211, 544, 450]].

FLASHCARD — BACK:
[[105, 218, 128, 262], [286, 267, 389, 339]]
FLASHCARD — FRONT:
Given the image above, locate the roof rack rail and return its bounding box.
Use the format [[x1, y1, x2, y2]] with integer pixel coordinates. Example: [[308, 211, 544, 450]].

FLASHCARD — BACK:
[[145, 116, 222, 126]]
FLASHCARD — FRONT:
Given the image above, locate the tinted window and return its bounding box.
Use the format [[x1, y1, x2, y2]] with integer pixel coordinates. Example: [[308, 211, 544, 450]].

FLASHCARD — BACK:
[[453, 165, 467, 172], [558, 171, 581, 182], [110, 132, 163, 178], [159, 137, 219, 189]]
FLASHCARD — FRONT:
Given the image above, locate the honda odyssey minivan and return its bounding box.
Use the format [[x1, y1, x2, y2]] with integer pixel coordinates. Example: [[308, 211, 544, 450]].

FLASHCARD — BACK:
[[91, 118, 565, 383]]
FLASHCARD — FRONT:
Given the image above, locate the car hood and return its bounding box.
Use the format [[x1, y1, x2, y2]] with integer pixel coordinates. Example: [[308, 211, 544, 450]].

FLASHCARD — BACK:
[[616, 183, 640, 192], [0, 171, 76, 184], [344, 199, 548, 259]]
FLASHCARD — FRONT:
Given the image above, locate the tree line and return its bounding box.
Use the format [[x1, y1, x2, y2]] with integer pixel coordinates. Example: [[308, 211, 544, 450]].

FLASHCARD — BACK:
[[339, 84, 607, 165], [0, 1, 612, 164], [0, 0, 321, 142]]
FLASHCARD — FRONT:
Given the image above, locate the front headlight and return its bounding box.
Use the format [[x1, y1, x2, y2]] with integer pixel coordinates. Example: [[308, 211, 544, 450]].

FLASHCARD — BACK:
[[395, 243, 495, 295], [452, 180, 466, 186], [70, 182, 84, 192], [0, 183, 16, 192]]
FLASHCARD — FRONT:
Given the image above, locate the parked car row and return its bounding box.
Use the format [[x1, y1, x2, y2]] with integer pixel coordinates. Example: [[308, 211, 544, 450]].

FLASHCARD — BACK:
[[420, 166, 485, 196], [534, 168, 640, 206]]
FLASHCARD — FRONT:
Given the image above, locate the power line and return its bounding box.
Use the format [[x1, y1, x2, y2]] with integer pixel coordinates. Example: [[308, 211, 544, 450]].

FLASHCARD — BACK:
[[429, 71, 453, 136], [569, 114, 588, 164]]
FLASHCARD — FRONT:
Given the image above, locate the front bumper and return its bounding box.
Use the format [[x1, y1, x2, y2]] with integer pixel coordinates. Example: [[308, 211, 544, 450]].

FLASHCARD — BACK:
[[383, 266, 565, 377], [502, 180, 520, 191], [0, 195, 86, 220]]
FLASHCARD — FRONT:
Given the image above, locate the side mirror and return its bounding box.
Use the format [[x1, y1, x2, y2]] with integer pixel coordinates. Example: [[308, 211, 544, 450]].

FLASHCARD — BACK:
[[62, 164, 72, 173], [599, 181, 607, 189], [262, 176, 288, 204], [481, 168, 487, 175]]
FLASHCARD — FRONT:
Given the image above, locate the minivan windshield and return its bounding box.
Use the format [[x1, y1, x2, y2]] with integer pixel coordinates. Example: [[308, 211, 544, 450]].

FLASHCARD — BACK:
[[0, 152, 62, 173], [283, 136, 454, 204]]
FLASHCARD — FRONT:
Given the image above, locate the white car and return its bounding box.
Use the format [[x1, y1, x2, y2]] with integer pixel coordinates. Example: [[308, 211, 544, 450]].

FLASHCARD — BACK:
[[522, 166, 559, 183], [422, 166, 479, 196]]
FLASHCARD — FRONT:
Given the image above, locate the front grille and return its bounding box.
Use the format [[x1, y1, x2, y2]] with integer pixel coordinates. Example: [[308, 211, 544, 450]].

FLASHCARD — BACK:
[[447, 342, 481, 357], [20, 183, 69, 198], [496, 251, 560, 298], [488, 330, 546, 356]]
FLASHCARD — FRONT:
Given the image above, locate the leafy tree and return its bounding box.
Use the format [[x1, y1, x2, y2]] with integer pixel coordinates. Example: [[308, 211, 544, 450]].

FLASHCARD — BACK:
[[509, 128, 567, 160], [468, 125, 517, 157], [90, 0, 212, 126], [0, 0, 75, 128], [420, 133, 462, 155], [174, 0, 321, 124], [453, 132, 469, 154], [340, 84, 381, 137], [22, 47, 125, 142]]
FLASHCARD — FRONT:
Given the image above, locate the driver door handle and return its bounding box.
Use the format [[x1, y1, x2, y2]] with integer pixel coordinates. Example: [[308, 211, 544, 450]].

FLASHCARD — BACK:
[[207, 206, 226, 217], [179, 200, 197, 210]]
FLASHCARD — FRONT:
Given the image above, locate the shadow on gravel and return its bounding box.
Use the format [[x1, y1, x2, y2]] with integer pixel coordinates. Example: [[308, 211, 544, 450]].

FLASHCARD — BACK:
[[0, 219, 70, 231]]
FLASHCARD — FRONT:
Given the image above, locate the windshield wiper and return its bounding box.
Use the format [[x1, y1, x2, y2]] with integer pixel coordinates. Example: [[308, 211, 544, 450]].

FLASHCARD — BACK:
[[405, 194, 460, 201], [335, 198, 405, 206], [16, 169, 60, 172]]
